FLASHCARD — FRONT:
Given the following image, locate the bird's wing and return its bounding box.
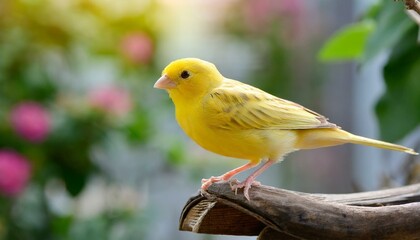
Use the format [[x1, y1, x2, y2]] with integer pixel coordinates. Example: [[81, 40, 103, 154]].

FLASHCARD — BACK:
[[202, 80, 338, 130]]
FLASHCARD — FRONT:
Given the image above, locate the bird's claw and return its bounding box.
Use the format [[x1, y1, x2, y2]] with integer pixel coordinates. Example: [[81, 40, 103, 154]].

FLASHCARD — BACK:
[[201, 176, 224, 190], [230, 179, 261, 201], [202, 175, 261, 201]]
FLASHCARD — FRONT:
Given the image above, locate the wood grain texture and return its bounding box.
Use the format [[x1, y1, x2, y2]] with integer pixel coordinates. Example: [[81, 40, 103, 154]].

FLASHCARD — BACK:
[[179, 182, 420, 239]]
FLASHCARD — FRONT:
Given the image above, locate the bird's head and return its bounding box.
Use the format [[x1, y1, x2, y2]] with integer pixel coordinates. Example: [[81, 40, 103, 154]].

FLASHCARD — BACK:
[[154, 58, 224, 101]]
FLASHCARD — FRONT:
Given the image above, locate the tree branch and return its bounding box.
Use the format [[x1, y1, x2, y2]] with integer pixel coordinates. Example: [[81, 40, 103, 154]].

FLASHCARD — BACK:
[[403, 0, 420, 15], [180, 181, 420, 239]]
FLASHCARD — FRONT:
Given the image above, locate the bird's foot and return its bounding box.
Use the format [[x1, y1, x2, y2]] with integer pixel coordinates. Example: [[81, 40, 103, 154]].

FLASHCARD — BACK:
[[200, 162, 259, 193], [201, 176, 227, 190], [230, 178, 261, 201]]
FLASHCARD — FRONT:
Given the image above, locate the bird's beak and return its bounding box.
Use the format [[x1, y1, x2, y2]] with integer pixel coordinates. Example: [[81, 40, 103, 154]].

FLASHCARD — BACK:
[[154, 75, 177, 89]]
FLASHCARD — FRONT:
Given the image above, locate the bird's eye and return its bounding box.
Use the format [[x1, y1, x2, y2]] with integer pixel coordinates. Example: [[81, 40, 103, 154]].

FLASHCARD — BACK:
[[180, 70, 190, 79]]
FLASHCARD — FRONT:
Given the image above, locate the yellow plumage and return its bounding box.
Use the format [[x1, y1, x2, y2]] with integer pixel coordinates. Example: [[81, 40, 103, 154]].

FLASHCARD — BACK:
[[154, 58, 418, 200]]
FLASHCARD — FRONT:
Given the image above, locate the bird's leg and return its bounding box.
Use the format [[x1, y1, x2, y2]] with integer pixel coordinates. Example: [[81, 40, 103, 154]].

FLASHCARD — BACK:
[[231, 159, 276, 201], [201, 162, 258, 190]]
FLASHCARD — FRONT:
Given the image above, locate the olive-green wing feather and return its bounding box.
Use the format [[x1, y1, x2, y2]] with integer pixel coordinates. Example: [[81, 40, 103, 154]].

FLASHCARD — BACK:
[[203, 79, 338, 130]]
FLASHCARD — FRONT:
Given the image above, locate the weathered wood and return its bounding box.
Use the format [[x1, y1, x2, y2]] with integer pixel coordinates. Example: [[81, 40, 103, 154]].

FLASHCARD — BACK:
[[257, 227, 300, 240], [179, 181, 420, 239]]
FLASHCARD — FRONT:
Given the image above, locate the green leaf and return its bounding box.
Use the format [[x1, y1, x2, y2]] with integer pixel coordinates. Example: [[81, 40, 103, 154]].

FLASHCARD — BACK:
[[375, 26, 420, 142], [123, 109, 151, 144], [52, 215, 73, 237], [166, 141, 186, 166], [61, 168, 89, 196], [363, 0, 413, 61], [318, 20, 375, 61]]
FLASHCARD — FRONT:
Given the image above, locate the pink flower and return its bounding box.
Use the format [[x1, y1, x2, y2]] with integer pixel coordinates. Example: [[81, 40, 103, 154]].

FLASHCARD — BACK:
[[120, 32, 154, 64], [10, 102, 51, 142], [88, 86, 133, 117], [0, 150, 31, 197]]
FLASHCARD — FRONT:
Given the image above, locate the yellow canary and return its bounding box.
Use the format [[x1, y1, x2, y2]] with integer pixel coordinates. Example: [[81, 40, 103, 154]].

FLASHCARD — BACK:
[[154, 58, 418, 200]]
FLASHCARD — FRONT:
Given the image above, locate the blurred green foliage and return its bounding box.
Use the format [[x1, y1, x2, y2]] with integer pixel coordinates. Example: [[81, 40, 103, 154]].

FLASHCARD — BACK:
[[318, 20, 375, 61], [0, 0, 160, 239], [319, 0, 420, 142], [377, 25, 420, 142]]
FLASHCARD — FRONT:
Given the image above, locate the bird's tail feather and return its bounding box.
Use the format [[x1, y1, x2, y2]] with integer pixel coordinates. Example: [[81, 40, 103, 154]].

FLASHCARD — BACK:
[[296, 128, 418, 155], [345, 133, 418, 155]]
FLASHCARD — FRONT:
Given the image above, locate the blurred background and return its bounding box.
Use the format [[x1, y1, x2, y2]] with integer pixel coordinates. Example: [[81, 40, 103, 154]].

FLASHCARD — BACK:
[[0, 0, 419, 239]]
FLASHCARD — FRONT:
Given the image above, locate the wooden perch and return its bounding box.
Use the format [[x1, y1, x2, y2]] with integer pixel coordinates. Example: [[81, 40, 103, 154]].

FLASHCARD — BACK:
[[403, 0, 420, 15], [179, 181, 420, 239]]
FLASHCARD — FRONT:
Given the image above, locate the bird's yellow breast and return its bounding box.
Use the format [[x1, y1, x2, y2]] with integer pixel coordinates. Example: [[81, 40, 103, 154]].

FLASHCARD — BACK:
[[174, 99, 298, 163]]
